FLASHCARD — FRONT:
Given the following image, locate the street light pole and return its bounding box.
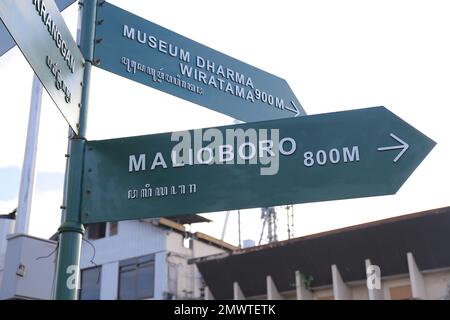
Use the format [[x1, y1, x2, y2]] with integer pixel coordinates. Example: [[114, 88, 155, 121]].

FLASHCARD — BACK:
[[15, 75, 43, 235]]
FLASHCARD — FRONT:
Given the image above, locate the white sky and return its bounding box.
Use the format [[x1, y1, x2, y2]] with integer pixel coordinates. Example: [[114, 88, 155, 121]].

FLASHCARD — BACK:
[[1, 0, 449, 246]]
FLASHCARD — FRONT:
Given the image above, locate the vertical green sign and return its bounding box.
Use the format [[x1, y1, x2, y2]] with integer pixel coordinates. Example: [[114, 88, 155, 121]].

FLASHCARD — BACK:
[[0, 0, 84, 133], [0, 0, 76, 57]]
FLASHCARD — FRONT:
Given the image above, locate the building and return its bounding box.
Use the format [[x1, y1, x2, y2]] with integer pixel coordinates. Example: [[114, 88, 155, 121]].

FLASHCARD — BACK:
[[0, 233, 57, 300], [193, 206, 450, 300], [3, 206, 450, 300], [79, 215, 236, 300], [0, 215, 235, 300], [0, 219, 14, 289]]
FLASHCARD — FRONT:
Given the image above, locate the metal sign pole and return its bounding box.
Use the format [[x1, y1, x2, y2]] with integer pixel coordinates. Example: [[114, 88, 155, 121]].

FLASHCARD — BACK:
[[54, 0, 97, 300]]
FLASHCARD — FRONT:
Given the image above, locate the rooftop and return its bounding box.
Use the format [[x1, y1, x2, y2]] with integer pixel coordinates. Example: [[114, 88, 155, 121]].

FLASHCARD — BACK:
[[194, 206, 450, 299]]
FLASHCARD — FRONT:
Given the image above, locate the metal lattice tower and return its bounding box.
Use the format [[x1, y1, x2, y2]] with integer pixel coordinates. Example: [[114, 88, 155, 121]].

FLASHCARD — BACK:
[[285, 205, 295, 240], [259, 207, 278, 245]]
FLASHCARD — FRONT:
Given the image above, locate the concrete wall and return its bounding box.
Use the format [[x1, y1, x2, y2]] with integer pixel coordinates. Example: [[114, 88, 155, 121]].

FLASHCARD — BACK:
[[166, 230, 226, 299], [192, 238, 226, 258], [350, 283, 370, 300], [99, 261, 118, 300], [80, 220, 167, 268], [382, 276, 411, 300], [0, 220, 14, 260], [165, 231, 195, 299], [423, 269, 450, 299], [0, 220, 15, 289], [0, 234, 56, 300], [312, 288, 334, 300]]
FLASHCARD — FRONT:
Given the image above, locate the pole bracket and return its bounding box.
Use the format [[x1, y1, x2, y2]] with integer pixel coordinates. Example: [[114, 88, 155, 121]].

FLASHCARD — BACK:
[[58, 221, 85, 235]]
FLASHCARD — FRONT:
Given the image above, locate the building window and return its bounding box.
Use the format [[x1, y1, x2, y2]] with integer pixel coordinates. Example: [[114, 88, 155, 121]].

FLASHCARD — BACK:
[[118, 254, 155, 300], [87, 222, 106, 240], [79, 266, 101, 300], [109, 221, 118, 236]]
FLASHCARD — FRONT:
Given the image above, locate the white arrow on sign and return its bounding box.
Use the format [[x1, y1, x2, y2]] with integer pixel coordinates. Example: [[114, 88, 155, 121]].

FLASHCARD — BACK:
[[377, 133, 409, 163], [285, 101, 301, 117]]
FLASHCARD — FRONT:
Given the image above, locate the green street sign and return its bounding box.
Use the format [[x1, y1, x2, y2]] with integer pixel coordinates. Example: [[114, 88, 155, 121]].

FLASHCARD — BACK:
[[93, 2, 305, 122], [0, 0, 76, 57], [0, 0, 84, 133], [80, 106, 435, 224]]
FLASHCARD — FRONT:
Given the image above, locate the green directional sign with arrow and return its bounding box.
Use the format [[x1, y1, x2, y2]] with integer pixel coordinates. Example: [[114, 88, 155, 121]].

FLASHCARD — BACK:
[[80, 106, 435, 224], [92, 1, 305, 122]]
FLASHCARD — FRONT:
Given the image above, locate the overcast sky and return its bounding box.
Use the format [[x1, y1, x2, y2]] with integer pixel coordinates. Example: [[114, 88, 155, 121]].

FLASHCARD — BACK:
[[1, 0, 449, 246]]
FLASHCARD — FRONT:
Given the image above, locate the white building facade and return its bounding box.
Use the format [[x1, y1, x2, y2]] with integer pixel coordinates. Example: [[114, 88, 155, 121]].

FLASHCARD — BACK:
[[0, 216, 234, 300], [79, 217, 235, 300]]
